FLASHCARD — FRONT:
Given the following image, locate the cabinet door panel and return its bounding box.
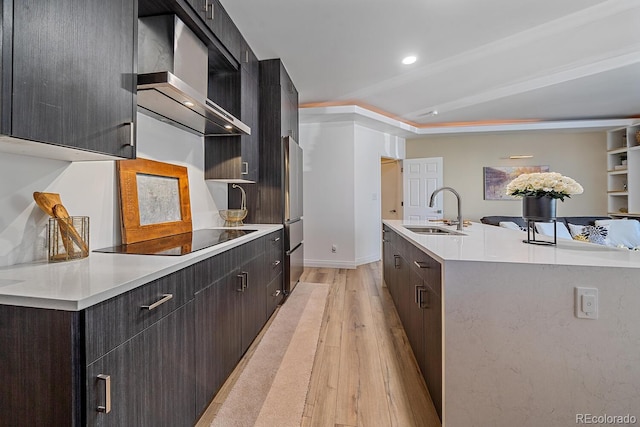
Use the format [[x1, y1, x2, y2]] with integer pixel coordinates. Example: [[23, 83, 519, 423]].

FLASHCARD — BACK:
[[424, 286, 442, 420], [194, 272, 242, 414], [241, 252, 267, 353], [240, 66, 259, 181], [86, 302, 196, 427], [12, 0, 135, 157], [213, 0, 242, 61], [405, 269, 426, 372]]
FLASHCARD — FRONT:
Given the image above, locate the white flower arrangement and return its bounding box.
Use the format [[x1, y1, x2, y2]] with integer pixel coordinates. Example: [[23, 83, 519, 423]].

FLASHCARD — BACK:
[[506, 172, 584, 201]]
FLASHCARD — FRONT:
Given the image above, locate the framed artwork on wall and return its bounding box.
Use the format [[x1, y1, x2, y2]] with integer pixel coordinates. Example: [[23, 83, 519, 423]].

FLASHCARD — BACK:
[[483, 165, 549, 200], [117, 158, 192, 244]]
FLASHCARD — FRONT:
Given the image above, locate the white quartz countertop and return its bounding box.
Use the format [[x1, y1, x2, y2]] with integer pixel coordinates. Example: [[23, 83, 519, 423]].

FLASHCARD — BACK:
[[384, 220, 640, 268], [0, 224, 282, 311]]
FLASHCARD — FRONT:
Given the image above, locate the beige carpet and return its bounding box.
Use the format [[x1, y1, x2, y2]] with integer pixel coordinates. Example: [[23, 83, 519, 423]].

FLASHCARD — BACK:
[[211, 281, 329, 427]]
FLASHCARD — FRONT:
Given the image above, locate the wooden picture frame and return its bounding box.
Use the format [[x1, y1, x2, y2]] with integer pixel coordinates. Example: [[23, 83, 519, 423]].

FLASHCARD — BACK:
[[117, 158, 192, 244]]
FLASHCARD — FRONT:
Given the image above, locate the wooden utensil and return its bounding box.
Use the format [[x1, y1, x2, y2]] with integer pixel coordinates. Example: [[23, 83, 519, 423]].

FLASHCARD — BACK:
[[33, 192, 63, 217], [52, 204, 89, 255]]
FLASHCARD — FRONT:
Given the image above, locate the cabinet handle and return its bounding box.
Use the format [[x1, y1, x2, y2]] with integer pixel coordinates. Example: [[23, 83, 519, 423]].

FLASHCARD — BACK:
[[141, 294, 173, 310], [417, 286, 427, 309], [123, 121, 135, 147], [272, 260, 281, 267], [241, 161, 249, 175], [97, 374, 111, 413], [414, 261, 430, 269], [236, 273, 245, 292], [242, 271, 249, 290], [244, 50, 249, 63], [272, 290, 281, 297], [393, 255, 400, 269], [206, 1, 214, 20], [273, 237, 281, 242], [201, 0, 208, 12]]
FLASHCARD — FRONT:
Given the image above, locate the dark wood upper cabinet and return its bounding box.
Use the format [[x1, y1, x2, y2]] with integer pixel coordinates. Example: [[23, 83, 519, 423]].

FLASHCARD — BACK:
[[1, 0, 137, 159], [205, 42, 259, 182]]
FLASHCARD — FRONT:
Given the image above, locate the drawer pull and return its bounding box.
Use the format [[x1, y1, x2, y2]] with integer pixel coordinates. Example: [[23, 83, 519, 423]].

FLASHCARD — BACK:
[[417, 286, 428, 309], [141, 294, 173, 310], [272, 290, 281, 297], [414, 261, 430, 269], [393, 255, 400, 269], [273, 237, 281, 242], [236, 271, 249, 292], [272, 260, 281, 267], [97, 374, 111, 413]]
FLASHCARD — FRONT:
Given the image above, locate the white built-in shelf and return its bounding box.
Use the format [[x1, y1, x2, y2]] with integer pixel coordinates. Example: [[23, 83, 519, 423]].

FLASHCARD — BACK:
[[606, 124, 639, 215], [609, 212, 640, 218], [608, 169, 627, 174], [607, 147, 628, 154]]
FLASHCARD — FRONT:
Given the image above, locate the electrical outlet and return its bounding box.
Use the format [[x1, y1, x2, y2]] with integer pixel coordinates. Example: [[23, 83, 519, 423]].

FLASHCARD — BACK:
[[575, 287, 598, 319], [331, 244, 337, 253]]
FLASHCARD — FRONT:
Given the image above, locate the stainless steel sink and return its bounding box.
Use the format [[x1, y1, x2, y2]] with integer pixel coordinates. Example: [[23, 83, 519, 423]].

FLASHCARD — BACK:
[[405, 226, 465, 236]]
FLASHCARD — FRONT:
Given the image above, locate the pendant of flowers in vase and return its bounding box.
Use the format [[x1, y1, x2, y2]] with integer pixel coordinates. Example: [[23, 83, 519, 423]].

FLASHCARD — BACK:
[[506, 172, 584, 222]]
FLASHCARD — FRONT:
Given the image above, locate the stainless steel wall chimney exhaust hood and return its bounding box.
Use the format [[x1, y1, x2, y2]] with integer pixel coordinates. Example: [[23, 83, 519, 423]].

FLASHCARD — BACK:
[[137, 15, 250, 136]]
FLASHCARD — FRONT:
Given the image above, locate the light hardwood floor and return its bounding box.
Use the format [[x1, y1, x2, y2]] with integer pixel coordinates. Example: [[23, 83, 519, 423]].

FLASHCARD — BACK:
[[198, 262, 441, 427]]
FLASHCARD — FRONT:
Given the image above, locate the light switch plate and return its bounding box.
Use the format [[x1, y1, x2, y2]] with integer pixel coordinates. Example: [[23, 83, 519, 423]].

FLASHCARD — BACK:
[[575, 287, 598, 319]]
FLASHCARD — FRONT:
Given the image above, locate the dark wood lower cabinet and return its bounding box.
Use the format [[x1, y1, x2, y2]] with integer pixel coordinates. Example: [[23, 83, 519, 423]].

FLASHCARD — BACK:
[[0, 230, 284, 426], [194, 229, 282, 416], [86, 302, 196, 427], [382, 226, 442, 420], [0, 306, 81, 427]]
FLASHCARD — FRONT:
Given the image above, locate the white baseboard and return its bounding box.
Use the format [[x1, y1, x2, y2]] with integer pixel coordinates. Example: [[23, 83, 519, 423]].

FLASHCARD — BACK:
[[356, 254, 381, 266], [304, 259, 357, 269], [304, 255, 381, 270]]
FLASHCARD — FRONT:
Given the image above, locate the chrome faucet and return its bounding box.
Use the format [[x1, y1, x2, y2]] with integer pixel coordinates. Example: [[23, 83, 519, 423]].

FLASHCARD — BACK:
[[429, 187, 463, 231]]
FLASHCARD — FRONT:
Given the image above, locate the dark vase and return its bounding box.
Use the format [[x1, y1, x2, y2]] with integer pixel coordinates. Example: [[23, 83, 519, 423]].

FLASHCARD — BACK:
[[522, 195, 557, 221]]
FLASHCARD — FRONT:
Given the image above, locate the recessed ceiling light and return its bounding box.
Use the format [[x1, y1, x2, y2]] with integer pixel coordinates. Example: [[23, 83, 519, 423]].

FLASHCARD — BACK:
[[402, 55, 417, 65], [419, 110, 438, 117], [183, 101, 195, 107]]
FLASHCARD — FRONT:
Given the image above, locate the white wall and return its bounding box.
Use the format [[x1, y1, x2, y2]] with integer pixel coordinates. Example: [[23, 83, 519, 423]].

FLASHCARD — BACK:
[[354, 125, 405, 265], [0, 113, 227, 268], [300, 122, 356, 269], [300, 121, 405, 269], [406, 131, 607, 221]]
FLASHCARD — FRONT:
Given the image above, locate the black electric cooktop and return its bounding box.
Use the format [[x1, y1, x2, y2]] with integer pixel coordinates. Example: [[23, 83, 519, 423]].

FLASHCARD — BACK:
[[94, 229, 257, 256]]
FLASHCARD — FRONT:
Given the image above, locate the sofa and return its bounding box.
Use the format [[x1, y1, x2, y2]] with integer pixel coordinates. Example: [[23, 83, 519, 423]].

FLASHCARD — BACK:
[[480, 215, 640, 249], [480, 216, 610, 228]]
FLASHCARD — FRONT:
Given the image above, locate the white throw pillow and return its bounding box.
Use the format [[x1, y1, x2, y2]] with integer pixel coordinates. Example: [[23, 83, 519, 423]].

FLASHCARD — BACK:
[[499, 221, 524, 231], [534, 222, 572, 240], [596, 219, 640, 248], [568, 223, 610, 246]]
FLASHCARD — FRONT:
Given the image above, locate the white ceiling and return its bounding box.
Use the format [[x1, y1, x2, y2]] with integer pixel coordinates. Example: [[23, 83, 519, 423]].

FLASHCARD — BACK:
[[220, 0, 640, 128]]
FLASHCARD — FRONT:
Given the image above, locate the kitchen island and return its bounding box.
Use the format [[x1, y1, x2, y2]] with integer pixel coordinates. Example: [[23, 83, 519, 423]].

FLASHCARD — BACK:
[[383, 220, 640, 427]]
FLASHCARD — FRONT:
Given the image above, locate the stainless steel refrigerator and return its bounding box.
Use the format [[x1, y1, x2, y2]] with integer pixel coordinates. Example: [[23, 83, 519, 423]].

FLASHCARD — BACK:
[[283, 136, 304, 293]]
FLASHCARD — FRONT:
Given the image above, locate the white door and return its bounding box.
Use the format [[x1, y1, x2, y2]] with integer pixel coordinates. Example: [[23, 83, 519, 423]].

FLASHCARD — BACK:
[[403, 157, 444, 222]]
